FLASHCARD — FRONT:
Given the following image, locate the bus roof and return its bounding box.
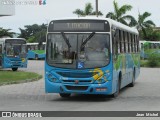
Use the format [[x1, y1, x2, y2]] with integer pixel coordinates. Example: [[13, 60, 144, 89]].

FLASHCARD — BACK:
[[140, 40, 160, 44], [48, 17, 138, 34], [0, 38, 26, 43]]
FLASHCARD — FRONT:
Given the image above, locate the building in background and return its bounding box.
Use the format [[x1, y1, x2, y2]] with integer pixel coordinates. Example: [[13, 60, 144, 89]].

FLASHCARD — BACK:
[[0, 1, 15, 17]]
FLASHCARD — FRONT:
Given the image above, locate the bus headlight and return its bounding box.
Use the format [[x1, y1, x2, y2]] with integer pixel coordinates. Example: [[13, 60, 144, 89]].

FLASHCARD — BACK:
[[47, 73, 59, 83]]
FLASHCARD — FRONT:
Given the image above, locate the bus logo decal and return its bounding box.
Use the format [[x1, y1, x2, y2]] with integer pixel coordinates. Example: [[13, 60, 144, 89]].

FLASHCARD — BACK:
[[78, 62, 84, 69], [75, 80, 79, 84]]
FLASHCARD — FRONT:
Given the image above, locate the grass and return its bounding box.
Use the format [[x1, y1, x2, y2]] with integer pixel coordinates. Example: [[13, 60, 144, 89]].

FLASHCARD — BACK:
[[32, 50, 45, 54], [0, 70, 42, 86], [140, 59, 160, 67], [140, 60, 148, 67]]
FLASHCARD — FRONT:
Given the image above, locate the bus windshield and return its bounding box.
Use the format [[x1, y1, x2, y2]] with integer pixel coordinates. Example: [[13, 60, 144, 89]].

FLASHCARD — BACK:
[[47, 33, 110, 69], [5, 41, 27, 58]]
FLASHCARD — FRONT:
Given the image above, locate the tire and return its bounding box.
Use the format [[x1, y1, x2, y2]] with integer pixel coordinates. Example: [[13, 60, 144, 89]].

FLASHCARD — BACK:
[[129, 70, 135, 87], [35, 54, 38, 60], [59, 93, 71, 98], [111, 76, 121, 98], [12, 68, 18, 71]]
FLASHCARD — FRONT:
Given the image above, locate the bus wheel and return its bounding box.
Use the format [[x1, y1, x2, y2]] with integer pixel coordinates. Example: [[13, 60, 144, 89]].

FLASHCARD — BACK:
[[129, 70, 135, 87], [111, 77, 121, 98], [59, 93, 71, 98], [35, 54, 38, 60], [12, 68, 18, 71]]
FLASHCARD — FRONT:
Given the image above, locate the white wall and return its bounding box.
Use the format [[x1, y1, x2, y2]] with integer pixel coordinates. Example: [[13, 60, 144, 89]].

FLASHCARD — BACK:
[[0, 0, 15, 16]]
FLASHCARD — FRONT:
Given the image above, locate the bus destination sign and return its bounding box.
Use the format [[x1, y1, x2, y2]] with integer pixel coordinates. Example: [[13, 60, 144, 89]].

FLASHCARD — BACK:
[[48, 20, 110, 32]]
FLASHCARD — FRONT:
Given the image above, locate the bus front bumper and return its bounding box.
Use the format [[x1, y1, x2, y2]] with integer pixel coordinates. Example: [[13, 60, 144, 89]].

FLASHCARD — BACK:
[[45, 80, 113, 95]]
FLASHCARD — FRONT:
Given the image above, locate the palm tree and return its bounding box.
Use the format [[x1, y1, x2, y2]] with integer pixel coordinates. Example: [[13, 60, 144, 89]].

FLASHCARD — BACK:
[[106, 0, 136, 26], [0, 28, 14, 38], [73, 3, 103, 16], [136, 12, 155, 38]]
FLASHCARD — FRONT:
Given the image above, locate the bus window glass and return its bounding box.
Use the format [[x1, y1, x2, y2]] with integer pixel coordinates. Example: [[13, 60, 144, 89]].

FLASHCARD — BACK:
[[47, 33, 110, 69], [6, 42, 27, 57]]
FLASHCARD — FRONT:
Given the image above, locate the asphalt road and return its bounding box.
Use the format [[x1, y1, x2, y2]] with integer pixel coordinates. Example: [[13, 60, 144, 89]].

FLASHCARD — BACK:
[[0, 60, 160, 119]]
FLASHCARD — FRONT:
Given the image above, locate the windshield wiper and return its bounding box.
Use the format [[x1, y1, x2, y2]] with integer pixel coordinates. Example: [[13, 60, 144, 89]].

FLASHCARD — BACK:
[[80, 32, 95, 50], [61, 33, 71, 48]]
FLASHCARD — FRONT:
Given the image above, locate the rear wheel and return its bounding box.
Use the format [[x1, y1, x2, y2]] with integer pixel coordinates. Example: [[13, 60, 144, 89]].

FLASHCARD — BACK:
[[111, 76, 121, 98], [129, 70, 135, 87], [59, 93, 71, 98], [12, 68, 18, 71], [35, 54, 38, 60]]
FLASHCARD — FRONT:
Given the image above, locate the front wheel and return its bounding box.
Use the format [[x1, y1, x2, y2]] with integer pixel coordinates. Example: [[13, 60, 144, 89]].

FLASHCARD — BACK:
[[12, 68, 18, 71], [59, 93, 71, 98]]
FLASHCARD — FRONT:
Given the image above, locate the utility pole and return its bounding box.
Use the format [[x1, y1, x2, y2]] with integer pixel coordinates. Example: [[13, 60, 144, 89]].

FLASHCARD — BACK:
[[96, 0, 98, 17]]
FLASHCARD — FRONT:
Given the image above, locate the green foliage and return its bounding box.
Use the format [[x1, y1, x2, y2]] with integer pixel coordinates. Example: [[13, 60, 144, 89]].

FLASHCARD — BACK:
[[137, 12, 155, 38], [140, 60, 148, 67], [147, 53, 160, 67], [19, 23, 47, 43], [0, 27, 15, 38], [106, 0, 136, 26], [73, 2, 103, 16], [145, 30, 160, 41]]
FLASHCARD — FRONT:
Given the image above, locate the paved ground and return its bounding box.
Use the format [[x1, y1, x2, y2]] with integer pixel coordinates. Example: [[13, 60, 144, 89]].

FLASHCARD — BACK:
[[0, 60, 160, 119]]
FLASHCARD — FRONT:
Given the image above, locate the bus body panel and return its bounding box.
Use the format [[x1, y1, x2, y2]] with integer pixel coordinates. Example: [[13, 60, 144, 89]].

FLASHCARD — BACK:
[[113, 53, 140, 89], [28, 50, 45, 59], [27, 43, 46, 60], [3, 56, 27, 68], [0, 38, 28, 70], [45, 59, 117, 95], [140, 40, 160, 59], [45, 17, 140, 96]]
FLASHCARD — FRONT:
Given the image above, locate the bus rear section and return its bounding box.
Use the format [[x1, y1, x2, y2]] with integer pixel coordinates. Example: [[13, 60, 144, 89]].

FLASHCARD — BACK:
[[27, 43, 46, 60], [0, 38, 28, 71]]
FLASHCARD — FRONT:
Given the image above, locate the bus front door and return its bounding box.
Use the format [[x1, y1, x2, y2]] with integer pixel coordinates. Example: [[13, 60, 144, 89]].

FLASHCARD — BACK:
[[0, 44, 2, 68]]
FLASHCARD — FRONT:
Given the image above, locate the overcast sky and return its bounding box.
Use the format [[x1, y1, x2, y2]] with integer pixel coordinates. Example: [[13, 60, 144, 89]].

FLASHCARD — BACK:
[[0, 0, 159, 33]]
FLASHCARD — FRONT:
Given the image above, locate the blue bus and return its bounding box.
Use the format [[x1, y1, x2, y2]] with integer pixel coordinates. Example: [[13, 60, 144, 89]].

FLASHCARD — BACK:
[[45, 18, 140, 98], [27, 42, 46, 60], [140, 40, 160, 59], [0, 37, 28, 71]]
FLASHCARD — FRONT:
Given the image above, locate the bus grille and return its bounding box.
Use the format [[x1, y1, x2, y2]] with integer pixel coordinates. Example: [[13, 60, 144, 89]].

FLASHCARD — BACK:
[[65, 85, 88, 91], [62, 80, 92, 84], [57, 72, 97, 78]]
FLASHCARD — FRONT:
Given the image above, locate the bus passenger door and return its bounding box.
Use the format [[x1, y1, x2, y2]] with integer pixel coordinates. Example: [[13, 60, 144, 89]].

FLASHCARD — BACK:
[[0, 43, 2, 68]]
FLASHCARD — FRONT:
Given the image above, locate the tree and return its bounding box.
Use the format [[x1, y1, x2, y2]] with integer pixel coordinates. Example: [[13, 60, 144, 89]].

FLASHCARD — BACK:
[[0, 28, 14, 38], [19, 24, 47, 43], [73, 2, 103, 16], [106, 0, 136, 26], [136, 12, 155, 39]]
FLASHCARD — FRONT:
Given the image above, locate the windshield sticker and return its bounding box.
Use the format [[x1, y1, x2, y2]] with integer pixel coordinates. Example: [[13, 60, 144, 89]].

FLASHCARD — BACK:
[[78, 62, 84, 69]]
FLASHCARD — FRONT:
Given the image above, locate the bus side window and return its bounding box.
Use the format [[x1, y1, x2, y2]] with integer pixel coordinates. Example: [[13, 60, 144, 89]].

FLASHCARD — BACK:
[[0, 45, 2, 56], [123, 31, 126, 53], [137, 36, 139, 52], [112, 29, 119, 60], [119, 30, 122, 53], [131, 34, 134, 53], [127, 32, 130, 53], [135, 35, 137, 53], [121, 31, 124, 53], [125, 32, 128, 53]]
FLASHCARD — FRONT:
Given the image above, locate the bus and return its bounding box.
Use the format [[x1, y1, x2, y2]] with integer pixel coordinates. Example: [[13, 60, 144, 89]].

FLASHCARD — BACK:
[[27, 42, 46, 60], [140, 40, 160, 59], [0, 37, 28, 71], [45, 17, 140, 98]]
